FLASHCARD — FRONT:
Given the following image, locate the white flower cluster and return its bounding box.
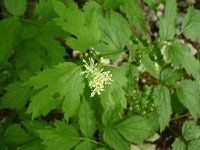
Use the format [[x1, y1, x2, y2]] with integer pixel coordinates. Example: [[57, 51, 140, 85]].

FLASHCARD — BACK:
[[80, 57, 113, 97]]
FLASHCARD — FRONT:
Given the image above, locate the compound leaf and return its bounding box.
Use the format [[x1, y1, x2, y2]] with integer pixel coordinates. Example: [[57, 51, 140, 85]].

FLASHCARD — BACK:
[[27, 62, 85, 120]]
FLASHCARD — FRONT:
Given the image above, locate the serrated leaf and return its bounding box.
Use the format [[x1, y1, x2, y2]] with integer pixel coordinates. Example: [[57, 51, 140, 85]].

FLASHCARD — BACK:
[[21, 120, 50, 137], [165, 42, 200, 80], [121, 62, 139, 85], [188, 139, 200, 150], [38, 35, 66, 65], [141, 53, 161, 79], [0, 18, 21, 65], [103, 128, 129, 150], [79, 100, 96, 138], [100, 66, 127, 109], [38, 121, 80, 150], [95, 10, 131, 58], [53, 0, 100, 51], [154, 85, 172, 131], [102, 104, 123, 127], [19, 139, 45, 150], [160, 67, 183, 86], [27, 62, 85, 120], [102, 0, 125, 8], [4, 0, 27, 17], [176, 80, 200, 120], [4, 124, 32, 146], [182, 7, 200, 42], [159, 0, 177, 40], [0, 82, 30, 110], [120, 0, 147, 33], [35, 0, 54, 18], [182, 121, 200, 141], [172, 138, 186, 150], [115, 116, 151, 144], [75, 141, 95, 150]]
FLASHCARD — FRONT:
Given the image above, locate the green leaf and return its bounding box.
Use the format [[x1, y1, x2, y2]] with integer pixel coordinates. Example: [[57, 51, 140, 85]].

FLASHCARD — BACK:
[[176, 80, 200, 119], [120, 0, 147, 33], [38, 121, 80, 150], [19, 139, 45, 150], [115, 116, 151, 144], [182, 121, 200, 141], [101, 0, 125, 8], [143, 0, 157, 11], [160, 67, 183, 86], [102, 105, 123, 127], [103, 128, 129, 150], [0, 82, 30, 110], [35, 0, 54, 18], [188, 139, 200, 150], [95, 10, 131, 58], [53, 0, 100, 51], [159, 0, 177, 40], [182, 7, 200, 41], [165, 42, 200, 80], [4, 0, 27, 17], [100, 66, 127, 109], [121, 62, 139, 85], [75, 141, 95, 150], [0, 18, 21, 65], [172, 138, 187, 150], [79, 100, 96, 138], [154, 85, 172, 131], [27, 62, 85, 120], [38, 35, 66, 65], [141, 54, 161, 79], [4, 124, 32, 146], [21, 120, 50, 137]]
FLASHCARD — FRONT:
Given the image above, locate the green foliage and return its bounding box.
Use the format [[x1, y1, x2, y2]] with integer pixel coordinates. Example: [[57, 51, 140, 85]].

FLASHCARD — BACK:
[[53, 0, 100, 51], [0, 0, 200, 149], [154, 86, 172, 131], [172, 121, 200, 150], [38, 121, 80, 150], [4, 0, 27, 17], [159, 0, 177, 40], [182, 6, 200, 41], [27, 62, 84, 120], [3, 124, 32, 146], [120, 0, 146, 33], [176, 80, 200, 120]]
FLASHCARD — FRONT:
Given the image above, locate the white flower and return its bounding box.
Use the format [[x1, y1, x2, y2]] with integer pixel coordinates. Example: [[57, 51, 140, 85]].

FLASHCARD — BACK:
[[80, 57, 113, 97]]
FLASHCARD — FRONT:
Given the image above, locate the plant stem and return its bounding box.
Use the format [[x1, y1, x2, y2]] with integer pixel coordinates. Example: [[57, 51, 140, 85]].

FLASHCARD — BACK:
[[79, 137, 104, 146], [170, 113, 190, 122]]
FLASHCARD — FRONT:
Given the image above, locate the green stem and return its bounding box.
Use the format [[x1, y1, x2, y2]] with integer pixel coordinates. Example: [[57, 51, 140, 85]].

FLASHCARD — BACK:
[[79, 137, 104, 146], [170, 113, 190, 122]]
